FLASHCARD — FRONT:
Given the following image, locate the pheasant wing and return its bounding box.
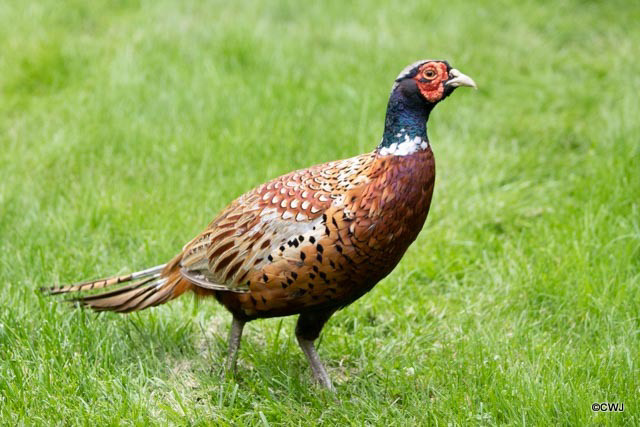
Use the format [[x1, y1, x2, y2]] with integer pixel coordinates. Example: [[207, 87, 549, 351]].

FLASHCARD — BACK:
[[179, 153, 375, 293]]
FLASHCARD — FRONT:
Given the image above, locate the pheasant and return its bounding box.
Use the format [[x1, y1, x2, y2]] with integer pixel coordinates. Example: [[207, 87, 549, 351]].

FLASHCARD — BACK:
[[44, 60, 476, 390]]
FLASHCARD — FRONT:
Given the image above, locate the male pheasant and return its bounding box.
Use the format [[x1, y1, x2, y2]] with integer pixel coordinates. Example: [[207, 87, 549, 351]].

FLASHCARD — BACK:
[[44, 60, 476, 390]]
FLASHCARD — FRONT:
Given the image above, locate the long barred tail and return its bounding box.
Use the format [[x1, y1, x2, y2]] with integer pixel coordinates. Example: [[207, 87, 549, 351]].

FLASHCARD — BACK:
[[42, 256, 196, 313], [43, 264, 166, 295]]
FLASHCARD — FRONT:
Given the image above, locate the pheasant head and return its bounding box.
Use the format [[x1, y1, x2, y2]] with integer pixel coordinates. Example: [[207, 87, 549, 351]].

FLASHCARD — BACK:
[[380, 60, 476, 154]]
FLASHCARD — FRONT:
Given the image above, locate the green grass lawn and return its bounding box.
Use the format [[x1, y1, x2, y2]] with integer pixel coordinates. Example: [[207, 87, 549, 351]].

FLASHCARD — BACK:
[[1, 0, 639, 424]]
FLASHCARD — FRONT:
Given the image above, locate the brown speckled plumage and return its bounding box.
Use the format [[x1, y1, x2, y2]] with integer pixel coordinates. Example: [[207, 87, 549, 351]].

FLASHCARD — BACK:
[[201, 149, 435, 320], [44, 60, 476, 390]]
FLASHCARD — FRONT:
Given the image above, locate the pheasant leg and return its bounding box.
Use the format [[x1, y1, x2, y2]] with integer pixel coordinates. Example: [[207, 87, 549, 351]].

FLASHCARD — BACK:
[[295, 309, 336, 390], [296, 335, 334, 390], [225, 317, 245, 373]]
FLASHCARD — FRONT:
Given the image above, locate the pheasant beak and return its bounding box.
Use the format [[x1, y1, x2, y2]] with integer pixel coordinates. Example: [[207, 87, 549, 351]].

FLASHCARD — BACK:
[[446, 69, 477, 89]]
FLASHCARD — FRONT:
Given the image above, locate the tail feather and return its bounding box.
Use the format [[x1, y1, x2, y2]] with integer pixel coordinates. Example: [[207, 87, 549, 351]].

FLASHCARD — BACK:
[[71, 277, 159, 302], [73, 274, 185, 313], [42, 264, 166, 295], [43, 257, 196, 313], [69, 276, 161, 309], [74, 277, 167, 313]]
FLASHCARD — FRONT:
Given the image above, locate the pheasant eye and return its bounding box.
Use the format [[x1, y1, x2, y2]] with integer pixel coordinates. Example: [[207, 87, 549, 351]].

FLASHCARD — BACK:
[[423, 69, 437, 79]]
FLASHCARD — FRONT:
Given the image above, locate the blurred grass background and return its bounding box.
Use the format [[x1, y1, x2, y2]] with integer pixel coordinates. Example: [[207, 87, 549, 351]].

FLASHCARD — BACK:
[[0, 0, 638, 424]]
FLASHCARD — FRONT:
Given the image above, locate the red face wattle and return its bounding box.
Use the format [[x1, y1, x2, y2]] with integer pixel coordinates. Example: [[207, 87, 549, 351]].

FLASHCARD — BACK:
[[413, 61, 450, 103]]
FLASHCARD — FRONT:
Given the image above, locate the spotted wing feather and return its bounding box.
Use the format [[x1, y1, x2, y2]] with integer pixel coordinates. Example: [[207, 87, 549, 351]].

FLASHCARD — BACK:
[[179, 153, 376, 293]]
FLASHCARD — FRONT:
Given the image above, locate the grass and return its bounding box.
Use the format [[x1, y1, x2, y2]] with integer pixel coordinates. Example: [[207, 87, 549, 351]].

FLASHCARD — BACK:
[[0, 0, 639, 424]]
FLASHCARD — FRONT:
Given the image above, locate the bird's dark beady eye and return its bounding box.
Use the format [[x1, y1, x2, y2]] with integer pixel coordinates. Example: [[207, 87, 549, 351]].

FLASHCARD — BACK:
[[423, 69, 437, 79]]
